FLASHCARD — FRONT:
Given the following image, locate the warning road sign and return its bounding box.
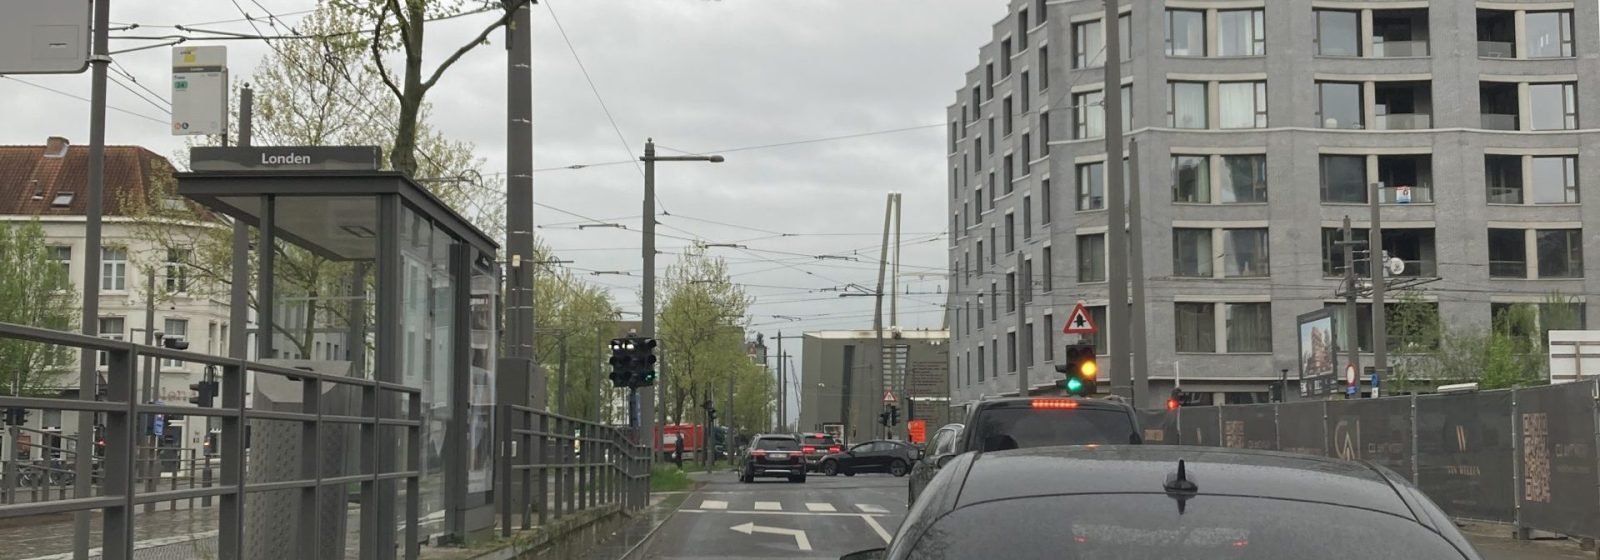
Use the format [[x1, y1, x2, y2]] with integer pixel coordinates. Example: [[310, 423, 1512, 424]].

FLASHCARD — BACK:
[[882, 390, 896, 403], [1063, 303, 1097, 335]]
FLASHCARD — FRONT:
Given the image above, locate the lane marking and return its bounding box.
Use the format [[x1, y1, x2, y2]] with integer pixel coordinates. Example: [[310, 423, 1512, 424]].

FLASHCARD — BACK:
[[856, 503, 888, 514], [699, 500, 728, 510], [805, 502, 836, 512], [754, 501, 782, 511], [731, 522, 813, 551], [861, 514, 893, 544], [681, 509, 887, 518]]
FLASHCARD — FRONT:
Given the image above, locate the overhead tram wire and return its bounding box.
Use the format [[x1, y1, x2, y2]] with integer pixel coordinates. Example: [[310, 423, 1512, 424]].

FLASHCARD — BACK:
[[108, 75, 172, 115], [544, 0, 647, 184], [0, 76, 168, 125]]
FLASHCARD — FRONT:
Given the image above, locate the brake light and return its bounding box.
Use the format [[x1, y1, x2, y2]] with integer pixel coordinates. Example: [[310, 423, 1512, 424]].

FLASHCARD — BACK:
[[1031, 399, 1079, 409], [803, 446, 815, 453], [829, 446, 840, 453], [752, 450, 767, 458]]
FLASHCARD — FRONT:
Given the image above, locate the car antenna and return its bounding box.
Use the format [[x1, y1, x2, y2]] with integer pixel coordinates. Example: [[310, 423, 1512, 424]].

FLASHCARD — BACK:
[[1164, 459, 1199, 514]]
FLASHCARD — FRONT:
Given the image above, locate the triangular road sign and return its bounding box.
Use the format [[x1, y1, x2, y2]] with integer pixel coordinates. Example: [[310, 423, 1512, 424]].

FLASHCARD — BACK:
[[882, 390, 897, 403], [1063, 302, 1097, 335]]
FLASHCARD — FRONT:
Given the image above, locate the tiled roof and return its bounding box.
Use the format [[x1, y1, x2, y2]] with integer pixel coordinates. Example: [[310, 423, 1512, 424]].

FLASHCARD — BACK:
[[0, 139, 179, 217]]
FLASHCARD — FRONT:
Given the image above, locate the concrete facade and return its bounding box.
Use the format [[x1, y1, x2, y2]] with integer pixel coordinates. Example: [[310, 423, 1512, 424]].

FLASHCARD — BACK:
[[947, 0, 1600, 408], [797, 329, 950, 444]]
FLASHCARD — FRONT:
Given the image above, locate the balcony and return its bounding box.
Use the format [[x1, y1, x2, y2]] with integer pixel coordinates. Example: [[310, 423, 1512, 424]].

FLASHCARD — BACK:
[[1377, 114, 1432, 130], [1378, 185, 1432, 204], [1378, 155, 1431, 204], [1376, 41, 1429, 58], [1389, 257, 1438, 278], [1373, 10, 1429, 57], [1382, 228, 1437, 278], [1481, 114, 1518, 130], [1477, 9, 1516, 58], [1478, 41, 1515, 58], [1479, 82, 1519, 130]]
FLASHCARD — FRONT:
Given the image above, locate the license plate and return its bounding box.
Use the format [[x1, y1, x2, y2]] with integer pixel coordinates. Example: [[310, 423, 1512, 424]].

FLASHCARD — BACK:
[[769, 453, 788, 460]]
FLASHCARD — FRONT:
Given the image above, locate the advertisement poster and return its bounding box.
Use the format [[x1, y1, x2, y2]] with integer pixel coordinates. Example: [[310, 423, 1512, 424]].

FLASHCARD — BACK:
[[1297, 309, 1337, 395]]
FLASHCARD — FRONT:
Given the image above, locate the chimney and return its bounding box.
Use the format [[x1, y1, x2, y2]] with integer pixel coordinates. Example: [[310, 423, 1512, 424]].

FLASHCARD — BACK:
[[43, 137, 70, 158]]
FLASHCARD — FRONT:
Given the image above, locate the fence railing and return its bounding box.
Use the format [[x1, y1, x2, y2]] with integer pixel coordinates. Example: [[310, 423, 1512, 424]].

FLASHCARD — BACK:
[[1140, 379, 1600, 541], [499, 404, 651, 537]]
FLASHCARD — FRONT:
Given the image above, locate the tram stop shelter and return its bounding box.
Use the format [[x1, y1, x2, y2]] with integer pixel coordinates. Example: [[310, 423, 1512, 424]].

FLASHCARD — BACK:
[[177, 146, 502, 555]]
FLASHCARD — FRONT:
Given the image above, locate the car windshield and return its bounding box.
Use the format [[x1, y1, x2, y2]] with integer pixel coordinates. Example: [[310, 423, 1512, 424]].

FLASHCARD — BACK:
[[754, 437, 800, 451], [802, 435, 836, 446], [973, 407, 1137, 451], [901, 495, 1467, 559]]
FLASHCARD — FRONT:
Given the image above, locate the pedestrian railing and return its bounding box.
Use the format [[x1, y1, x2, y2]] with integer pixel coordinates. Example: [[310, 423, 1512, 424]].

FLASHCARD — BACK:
[[0, 320, 423, 560], [499, 404, 651, 537], [1143, 379, 1600, 544]]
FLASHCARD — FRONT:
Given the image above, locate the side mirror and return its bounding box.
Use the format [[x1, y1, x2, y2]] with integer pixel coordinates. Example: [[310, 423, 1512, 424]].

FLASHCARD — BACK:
[[935, 454, 954, 468], [840, 548, 886, 560]]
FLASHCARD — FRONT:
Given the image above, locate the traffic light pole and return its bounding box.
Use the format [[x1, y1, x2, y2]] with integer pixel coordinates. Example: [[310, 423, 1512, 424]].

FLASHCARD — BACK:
[[641, 142, 657, 450]]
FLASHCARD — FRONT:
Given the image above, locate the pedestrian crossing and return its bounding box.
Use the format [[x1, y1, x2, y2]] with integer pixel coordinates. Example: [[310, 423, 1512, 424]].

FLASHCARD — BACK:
[[694, 499, 897, 514]]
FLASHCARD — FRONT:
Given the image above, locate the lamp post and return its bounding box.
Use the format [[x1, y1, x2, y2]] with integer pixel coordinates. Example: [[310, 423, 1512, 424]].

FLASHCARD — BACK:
[[640, 139, 723, 461]]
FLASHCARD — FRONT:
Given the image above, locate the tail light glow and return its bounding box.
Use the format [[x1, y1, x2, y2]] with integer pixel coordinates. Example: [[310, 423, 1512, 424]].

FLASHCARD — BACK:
[[1031, 399, 1080, 409], [829, 446, 841, 453], [751, 450, 767, 458], [803, 446, 815, 453]]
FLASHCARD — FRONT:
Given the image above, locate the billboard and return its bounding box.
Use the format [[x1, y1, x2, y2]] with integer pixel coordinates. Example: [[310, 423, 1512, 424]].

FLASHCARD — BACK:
[[1297, 309, 1338, 396]]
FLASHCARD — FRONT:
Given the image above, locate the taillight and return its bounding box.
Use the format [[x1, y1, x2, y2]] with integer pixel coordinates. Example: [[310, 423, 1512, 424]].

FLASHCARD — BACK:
[[829, 446, 840, 453], [802, 446, 815, 453], [752, 450, 767, 458], [1031, 399, 1079, 409]]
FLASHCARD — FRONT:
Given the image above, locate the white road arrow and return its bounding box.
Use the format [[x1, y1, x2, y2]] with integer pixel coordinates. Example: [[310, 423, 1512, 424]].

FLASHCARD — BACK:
[[730, 522, 813, 551]]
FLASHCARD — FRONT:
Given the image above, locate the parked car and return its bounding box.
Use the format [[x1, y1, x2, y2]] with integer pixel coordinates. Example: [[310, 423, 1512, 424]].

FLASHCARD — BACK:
[[845, 445, 1483, 559], [818, 439, 916, 477], [794, 432, 842, 472], [906, 423, 962, 506], [738, 434, 806, 483]]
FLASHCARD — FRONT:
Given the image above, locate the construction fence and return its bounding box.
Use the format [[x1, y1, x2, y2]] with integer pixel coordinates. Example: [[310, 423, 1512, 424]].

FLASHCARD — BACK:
[[1140, 379, 1600, 540]]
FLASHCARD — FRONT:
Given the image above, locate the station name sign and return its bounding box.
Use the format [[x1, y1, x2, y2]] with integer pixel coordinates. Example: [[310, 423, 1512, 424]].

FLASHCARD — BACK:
[[190, 146, 382, 172]]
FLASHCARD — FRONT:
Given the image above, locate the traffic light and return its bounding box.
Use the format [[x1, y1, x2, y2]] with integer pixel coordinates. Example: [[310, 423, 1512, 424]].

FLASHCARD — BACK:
[[1167, 388, 1184, 411], [608, 336, 661, 389], [608, 338, 631, 387], [189, 379, 217, 408], [889, 405, 900, 426], [633, 337, 659, 387], [1055, 343, 1097, 396], [879, 409, 891, 427]]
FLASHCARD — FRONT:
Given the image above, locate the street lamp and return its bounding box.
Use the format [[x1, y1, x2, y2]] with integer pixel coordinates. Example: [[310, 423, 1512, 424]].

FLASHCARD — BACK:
[[640, 138, 725, 441]]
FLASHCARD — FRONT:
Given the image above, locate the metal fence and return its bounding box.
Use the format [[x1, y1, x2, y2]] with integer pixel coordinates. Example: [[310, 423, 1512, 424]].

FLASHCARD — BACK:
[[1153, 379, 1600, 540], [498, 405, 651, 536]]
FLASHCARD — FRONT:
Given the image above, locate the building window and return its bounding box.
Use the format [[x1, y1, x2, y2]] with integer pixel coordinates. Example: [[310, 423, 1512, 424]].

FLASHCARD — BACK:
[[1222, 155, 1267, 203], [1316, 10, 1361, 56], [1525, 11, 1573, 58], [1004, 213, 1016, 253], [1042, 245, 1053, 292], [1320, 155, 1368, 203], [977, 240, 985, 274], [972, 86, 982, 118], [1169, 82, 1207, 129], [977, 344, 986, 381], [1226, 303, 1273, 352], [1321, 227, 1370, 277], [988, 119, 996, 151], [1175, 303, 1215, 353], [1488, 228, 1527, 278], [1165, 10, 1206, 57], [1222, 228, 1270, 277], [1020, 73, 1030, 112], [1172, 229, 1213, 277], [162, 318, 188, 367], [1021, 258, 1033, 303], [1529, 83, 1577, 131], [1004, 154, 1016, 193], [988, 173, 996, 205], [1022, 322, 1033, 368], [1036, 0, 1046, 22], [1021, 134, 1032, 168], [1075, 20, 1105, 68], [1218, 82, 1267, 129], [1006, 272, 1017, 312], [1022, 196, 1033, 239], [1531, 156, 1579, 204], [1078, 234, 1106, 283], [98, 317, 124, 367], [1039, 46, 1049, 89], [1003, 96, 1015, 135], [991, 283, 999, 321], [1077, 162, 1104, 211], [1040, 179, 1052, 224], [989, 226, 997, 263], [1039, 112, 1051, 155], [1172, 155, 1210, 203], [1492, 302, 1587, 340], [1486, 155, 1523, 204], [101, 247, 127, 291], [977, 293, 986, 325], [1218, 10, 1265, 56], [1003, 39, 1014, 76], [165, 249, 190, 293], [49, 246, 71, 285], [1007, 331, 1018, 372], [975, 187, 985, 216], [1075, 90, 1104, 139], [1018, 9, 1029, 48], [1043, 314, 1055, 361], [950, 123, 959, 154], [1319, 82, 1364, 129], [1536, 229, 1583, 278], [986, 63, 995, 99]]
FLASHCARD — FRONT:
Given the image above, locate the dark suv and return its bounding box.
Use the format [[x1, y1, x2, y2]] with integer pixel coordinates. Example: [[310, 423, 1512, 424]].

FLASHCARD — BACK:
[[794, 432, 842, 472], [908, 397, 1140, 506], [739, 434, 806, 483]]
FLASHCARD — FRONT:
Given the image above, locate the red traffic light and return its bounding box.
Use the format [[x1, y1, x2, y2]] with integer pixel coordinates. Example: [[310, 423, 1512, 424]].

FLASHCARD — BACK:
[[1166, 398, 1180, 411]]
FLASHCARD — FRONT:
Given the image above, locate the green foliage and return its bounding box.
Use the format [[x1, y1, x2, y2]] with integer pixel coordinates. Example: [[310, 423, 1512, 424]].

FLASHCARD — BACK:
[[658, 247, 770, 431], [0, 221, 78, 395], [648, 464, 692, 492], [1386, 290, 1440, 394], [531, 237, 621, 422]]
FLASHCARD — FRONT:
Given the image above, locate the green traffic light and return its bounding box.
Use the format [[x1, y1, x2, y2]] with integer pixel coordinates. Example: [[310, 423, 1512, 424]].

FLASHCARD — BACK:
[[1065, 377, 1083, 393]]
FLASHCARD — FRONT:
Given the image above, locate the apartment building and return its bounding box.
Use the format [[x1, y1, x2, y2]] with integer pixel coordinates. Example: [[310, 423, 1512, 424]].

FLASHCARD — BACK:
[[947, 0, 1600, 407]]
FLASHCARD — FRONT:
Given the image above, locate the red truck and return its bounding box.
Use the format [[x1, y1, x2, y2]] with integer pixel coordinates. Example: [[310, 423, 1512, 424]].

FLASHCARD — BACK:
[[655, 424, 706, 459]]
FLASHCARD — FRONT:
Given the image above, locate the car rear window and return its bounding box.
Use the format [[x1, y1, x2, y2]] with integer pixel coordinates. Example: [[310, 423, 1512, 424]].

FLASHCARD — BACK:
[[972, 407, 1138, 451], [802, 435, 836, 446], [754, 437, 800, 451], [900, 495, 1468, 559]]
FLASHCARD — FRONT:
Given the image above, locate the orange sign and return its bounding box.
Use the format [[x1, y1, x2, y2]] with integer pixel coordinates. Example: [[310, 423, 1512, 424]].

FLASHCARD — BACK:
[[907, 420, 927, 444]]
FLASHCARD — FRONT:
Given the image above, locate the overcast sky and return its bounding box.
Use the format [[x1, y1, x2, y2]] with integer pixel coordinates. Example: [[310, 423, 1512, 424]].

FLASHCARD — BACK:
[[0, 0, 1003, 423]]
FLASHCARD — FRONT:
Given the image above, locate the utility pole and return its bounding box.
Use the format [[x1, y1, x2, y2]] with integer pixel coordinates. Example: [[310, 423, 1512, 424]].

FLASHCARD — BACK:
[[1341, 216, 1360, 400], [1368, 182, 1387, 398], [1128, 139, 1149, 405], [504, 0, 536, 377], [1016, 250, 1029, 397], [143, 268, 157, 404], [892, 193, 902, 327], [776, 331, 784, 431], [872, 193, 894, 440], [1102, 0, 1132, 401], [74, 1, 111, 555]]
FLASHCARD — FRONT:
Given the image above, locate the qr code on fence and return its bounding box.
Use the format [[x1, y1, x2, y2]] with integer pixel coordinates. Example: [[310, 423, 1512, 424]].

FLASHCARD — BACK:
[[1224, 421, 1245, 449], [1522, 412, 1551, 503]]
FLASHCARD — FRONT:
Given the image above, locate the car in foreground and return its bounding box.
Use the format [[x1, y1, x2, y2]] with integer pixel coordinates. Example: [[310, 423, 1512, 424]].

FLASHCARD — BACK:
[[794, 432, 842, 471], [739, 434, 806, 483], [818, 439, 917, 477], [908, 397, 1140, 506], [906, 423, 962, 506], [846, 445, 1483, 559]]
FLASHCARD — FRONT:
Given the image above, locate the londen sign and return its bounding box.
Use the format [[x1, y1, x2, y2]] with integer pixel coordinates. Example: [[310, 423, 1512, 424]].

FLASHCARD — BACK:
[[189, 146, 382, 172]]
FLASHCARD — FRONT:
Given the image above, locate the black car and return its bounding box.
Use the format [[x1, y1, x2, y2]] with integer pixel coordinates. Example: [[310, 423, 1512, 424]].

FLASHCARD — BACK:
[[794, 432, 842, 472], [906, 423, 962, 506], [908, 397, 1141, 505], [818, 439, 916, 477], [738, 434, 806, 483], [846, 446, 1483, 559]]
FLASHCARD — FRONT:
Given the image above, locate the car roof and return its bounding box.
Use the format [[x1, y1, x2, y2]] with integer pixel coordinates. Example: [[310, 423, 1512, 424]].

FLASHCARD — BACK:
[[755, 434, 798, 440], [954, 445, 1417, 520]]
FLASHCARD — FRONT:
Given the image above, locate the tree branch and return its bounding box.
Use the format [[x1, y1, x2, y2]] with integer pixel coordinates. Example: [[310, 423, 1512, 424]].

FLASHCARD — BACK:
[[420, 0, 528, 92], [371, 1, 404, 101]]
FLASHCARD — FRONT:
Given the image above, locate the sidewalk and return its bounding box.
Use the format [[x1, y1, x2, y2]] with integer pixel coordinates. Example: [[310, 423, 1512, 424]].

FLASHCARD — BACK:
[[1460, 522, 1595, 560]]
